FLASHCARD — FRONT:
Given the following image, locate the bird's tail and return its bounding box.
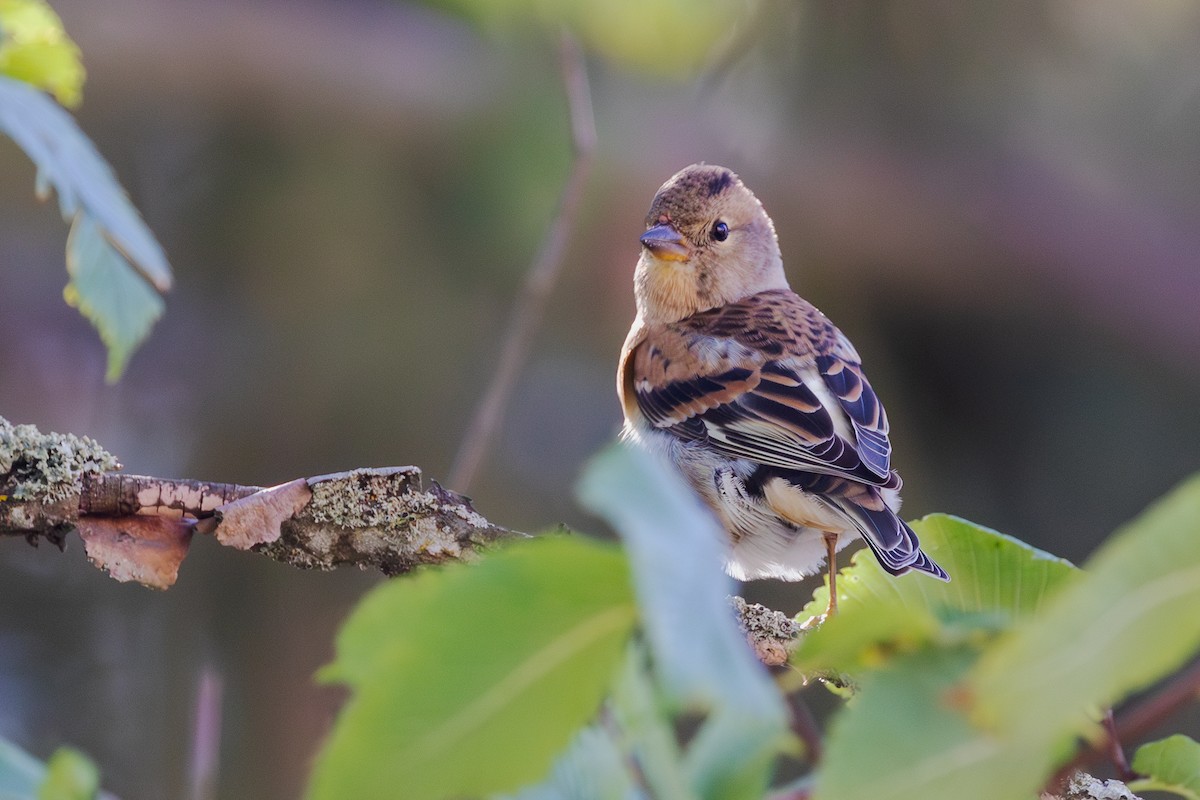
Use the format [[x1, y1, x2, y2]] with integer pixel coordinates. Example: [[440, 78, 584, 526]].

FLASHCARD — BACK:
[[770, 470, 950, 581], [845, 500, 949, 580]]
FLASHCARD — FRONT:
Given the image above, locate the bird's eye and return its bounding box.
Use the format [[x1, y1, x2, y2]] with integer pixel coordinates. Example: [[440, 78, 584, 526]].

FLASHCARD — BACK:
[[711, 221, 730, 241]]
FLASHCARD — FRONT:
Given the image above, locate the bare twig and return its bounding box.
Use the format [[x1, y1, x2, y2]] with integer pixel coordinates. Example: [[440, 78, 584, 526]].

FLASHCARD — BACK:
[[187, 668, 223, 800], [786, 689, 823, 766], [448, 29, 597, 493], [1101, 709, 1132, 781], [80, 474, 258, 517], [1111, 656, 1200, 744]]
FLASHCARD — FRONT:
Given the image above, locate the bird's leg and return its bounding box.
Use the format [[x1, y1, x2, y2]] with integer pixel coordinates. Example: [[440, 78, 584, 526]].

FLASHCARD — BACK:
[[800, 532, 841, 630], [824, 532, 839, 617]]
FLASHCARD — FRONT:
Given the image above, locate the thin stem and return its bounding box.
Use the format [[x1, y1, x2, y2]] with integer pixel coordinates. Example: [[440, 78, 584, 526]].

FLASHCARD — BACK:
[[1102, 709, 1132, 781], [448, 30, 597, 493], [787, 689, 824, 766], [187, 667, 223, 800], [1113, 656, 1200, 744]]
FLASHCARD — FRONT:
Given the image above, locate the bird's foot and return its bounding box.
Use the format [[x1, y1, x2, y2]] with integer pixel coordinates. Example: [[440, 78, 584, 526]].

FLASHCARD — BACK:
[[798, 611, 829, 631]]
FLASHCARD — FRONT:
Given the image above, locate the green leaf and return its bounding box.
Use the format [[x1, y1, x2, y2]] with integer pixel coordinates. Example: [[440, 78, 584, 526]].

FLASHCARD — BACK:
[[608, 645, 692, 800], [578, 443, 782, 717], [818, 647, 1002, 800], [971, 473, 1200, 741], [308, 536, 637, 800], [0, 0, 84, 106], [577, 444, 787, 800], [1130, 735, 1200, 800], [36, 748, 97, 800], [0, 737, 46, 798], [794, 514, 1077, 674], [499, 725, 638, 800], [683, 708, 785, 800], [427, 0, 740, 78], [0, 78, 173, 292], [64, 215, 165, 381], [0, 75, 171, 380], [816, 474, 1200, 800], [792, 601, 942, 676], [504, 642, 698, 800]]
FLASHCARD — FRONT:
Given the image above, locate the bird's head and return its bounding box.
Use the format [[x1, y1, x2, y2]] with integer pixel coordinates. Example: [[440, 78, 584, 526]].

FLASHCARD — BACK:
[[634, 164, 788, 324]]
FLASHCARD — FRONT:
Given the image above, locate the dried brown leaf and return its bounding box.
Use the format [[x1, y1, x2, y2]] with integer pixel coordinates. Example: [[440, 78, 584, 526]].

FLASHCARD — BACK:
[[78, 515, 193, 589], [214, 479, 312, 550]]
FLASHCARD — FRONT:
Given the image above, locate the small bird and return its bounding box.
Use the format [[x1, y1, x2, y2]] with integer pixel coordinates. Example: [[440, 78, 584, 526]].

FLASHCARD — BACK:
[[618, 164, 947, 614]]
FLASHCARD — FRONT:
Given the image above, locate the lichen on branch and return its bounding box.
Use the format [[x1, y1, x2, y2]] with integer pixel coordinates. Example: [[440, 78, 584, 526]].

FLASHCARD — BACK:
[[0, 416, 519, 588], [0, 415, 119, 501], [230, 468, 517, 575]]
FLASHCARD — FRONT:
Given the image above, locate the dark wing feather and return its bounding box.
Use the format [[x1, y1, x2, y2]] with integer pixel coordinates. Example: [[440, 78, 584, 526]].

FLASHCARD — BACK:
[[816, 353, 891, 478], [638, 367, 757, 428], [777, 472, 949, 580], [852, 504, 948, 579]]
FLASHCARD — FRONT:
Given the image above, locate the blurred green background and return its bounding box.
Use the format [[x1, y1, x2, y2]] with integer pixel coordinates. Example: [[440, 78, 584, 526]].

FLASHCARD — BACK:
[[2, 1, 1198, 797]]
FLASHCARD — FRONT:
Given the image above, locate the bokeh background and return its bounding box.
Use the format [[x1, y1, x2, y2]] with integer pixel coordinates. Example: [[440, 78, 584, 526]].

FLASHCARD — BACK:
[[2, 1, 1199, 797]]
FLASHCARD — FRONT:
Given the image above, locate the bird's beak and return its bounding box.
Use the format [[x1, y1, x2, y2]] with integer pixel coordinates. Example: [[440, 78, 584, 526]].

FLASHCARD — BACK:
[[640, 223, 691, 262]]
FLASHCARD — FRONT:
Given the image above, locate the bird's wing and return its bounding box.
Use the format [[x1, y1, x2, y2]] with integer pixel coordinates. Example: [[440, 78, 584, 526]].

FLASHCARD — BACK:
[[629, 290, 894, 485], [816, 328, 892, 478]]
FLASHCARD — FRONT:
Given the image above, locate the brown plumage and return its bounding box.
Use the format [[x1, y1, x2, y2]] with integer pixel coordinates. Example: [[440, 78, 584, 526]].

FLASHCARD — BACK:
[[618, 164, 947, 609]]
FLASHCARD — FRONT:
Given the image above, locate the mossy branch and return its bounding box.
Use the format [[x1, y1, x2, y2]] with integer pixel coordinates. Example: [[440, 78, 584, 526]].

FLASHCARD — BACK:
[[0, 416, 519, 589], [1041, 772, 1143, 800], [730, 596, 802, 667]]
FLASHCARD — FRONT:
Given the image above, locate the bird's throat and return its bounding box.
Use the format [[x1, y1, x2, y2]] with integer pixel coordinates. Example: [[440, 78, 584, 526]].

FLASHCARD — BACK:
[[634, 256, 709, 324]]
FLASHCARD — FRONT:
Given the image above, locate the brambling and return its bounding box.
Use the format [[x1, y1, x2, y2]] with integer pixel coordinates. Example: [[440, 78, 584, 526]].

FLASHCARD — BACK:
[[618, 164, 948, 614]]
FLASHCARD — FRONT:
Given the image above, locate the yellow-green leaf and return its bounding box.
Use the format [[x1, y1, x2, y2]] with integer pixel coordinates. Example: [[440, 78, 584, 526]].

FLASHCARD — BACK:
[[814, 473, 1200, 800], [794, 514, 1077, 674], [427, 0, 740, 78], [971, 474, 1200, 741], [0, 0, 84, 106], [36, 748, 97, 800]]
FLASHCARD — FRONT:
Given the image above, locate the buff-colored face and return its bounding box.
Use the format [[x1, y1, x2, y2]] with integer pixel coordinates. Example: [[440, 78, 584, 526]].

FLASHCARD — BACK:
[[634, 164, 788, 324]]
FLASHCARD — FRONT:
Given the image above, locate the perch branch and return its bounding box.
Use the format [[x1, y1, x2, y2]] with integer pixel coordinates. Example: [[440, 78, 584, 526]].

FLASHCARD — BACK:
[[79, 474, 258, 517], [448, 29, 597, 493], [1, 416, 519, 589], [4, 417, 805, 673], [730, 596, 801, 667]]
